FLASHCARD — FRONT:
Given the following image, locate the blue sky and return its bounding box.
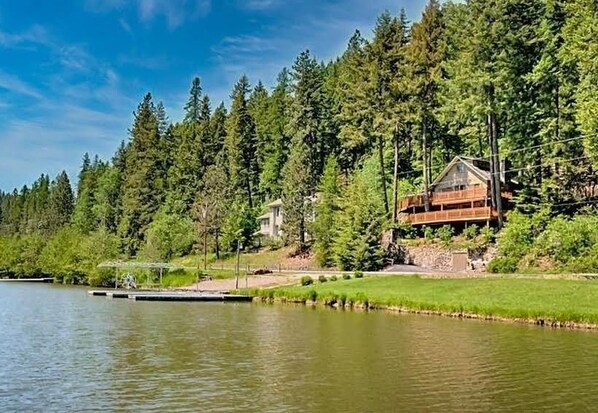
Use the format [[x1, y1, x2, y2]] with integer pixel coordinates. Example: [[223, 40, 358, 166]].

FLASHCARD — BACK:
[[0, 0, 429, 191]]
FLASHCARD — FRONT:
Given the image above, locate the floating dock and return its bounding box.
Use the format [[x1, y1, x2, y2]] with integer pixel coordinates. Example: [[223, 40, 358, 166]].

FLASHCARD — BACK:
[[0, 278, 54, 283], [88, 290, 253, 302]]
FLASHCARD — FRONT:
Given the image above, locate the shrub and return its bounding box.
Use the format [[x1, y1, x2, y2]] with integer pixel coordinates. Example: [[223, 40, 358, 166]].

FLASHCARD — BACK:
[[318, 275, 328, 283], [330, 275, 338, 281], [354, 271, 364, 279], [480, 226, 495, 244], [307, 289, 318, 302], [423, 225, 435, 240], [263, 236, 284, 250], [437, 225, 454, 245], [487, 257, 519, 273], [342, 273, 351, 280], [463, 224, 480, 240], [300, 276, 313, 286]]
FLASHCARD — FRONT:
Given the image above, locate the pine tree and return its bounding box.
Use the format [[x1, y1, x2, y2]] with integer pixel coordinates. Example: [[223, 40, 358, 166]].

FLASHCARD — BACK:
[[225, 75, 258, 208], [118, 93, 164, 255], [409, 0, 445, 212], [184, 77, 203, 124], [282, 141, 311, 249], [333, 158, 385, 271], [288, 50, 329, 191], [562, 0, 598, 148], [259, 68, 292, 200], [312, 157, 341, 267], [168, 81, 211, 211], [47, 171, 74, 232]]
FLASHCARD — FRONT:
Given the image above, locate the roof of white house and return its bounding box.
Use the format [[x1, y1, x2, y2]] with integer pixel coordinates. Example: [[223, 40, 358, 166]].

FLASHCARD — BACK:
[[257, 213, 270, 220], [266, 198, 283, 208]]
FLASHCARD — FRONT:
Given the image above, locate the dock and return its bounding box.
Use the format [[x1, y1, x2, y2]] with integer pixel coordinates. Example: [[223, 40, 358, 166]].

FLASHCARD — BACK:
[[0, 278, 54, 283], [88, 290, 253, 302]]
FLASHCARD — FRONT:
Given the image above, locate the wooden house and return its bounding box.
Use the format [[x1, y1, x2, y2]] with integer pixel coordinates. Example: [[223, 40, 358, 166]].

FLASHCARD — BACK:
[[398, 156, 513, 227]]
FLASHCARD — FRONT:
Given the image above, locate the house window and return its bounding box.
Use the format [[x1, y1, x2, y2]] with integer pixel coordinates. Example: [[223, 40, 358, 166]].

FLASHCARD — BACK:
[[456, 163, 465, 173], [262, 219, 270, 228]]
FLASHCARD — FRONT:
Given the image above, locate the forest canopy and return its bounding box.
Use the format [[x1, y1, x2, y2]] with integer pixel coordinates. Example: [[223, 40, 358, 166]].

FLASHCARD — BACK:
[[1, 0, 597, 282]]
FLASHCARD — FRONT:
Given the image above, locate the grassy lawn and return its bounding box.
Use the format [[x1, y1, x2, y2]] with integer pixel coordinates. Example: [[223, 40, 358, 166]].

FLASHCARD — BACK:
[[155, 269, 237, 288], [172, 248, 291, 268], [250, 276, 598, 324]]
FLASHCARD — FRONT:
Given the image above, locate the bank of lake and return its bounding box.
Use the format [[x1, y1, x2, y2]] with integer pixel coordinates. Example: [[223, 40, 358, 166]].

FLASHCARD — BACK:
[[246, 275, 598, 329]]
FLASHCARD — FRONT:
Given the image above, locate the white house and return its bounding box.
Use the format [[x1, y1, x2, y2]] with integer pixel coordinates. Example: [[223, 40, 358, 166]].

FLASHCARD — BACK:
[[256, 195, 319, 239], [257, 198, 284, 238]]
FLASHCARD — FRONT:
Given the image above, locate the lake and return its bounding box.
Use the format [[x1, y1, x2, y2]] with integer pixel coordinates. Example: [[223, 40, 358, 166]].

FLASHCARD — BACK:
[[1, 282, 597, 412]]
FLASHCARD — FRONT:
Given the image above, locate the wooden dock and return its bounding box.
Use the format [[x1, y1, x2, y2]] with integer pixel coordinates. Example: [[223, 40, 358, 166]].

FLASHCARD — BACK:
[[88, 290, 253, 302], [0, 278, 54, 283]]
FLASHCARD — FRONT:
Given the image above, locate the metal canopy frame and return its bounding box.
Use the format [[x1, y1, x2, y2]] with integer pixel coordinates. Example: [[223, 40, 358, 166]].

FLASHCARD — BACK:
[[98, 261, 185, 289]]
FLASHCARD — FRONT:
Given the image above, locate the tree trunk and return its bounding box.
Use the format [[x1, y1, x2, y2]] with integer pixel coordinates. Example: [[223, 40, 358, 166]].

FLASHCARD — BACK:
[[246, 177, 253, 209], [391, 126, 400, 224], [203, 230, 208, 271], [378, 135, 389, 216], [487, 85, 503, 229], [215, 232, 220, 260], [235, 241, 241, 289], [422, 121, 430, 212]]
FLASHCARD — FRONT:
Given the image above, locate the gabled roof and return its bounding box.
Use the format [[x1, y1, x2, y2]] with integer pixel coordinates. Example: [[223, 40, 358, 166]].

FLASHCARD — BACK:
[[429, 156, 495, 189], [257, 213, 270, 220], [266, 198, 283, 208]]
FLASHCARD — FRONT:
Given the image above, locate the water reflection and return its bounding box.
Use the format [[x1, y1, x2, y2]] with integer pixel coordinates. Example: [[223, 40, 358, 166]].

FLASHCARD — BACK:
[[1, 283, 597, 412]]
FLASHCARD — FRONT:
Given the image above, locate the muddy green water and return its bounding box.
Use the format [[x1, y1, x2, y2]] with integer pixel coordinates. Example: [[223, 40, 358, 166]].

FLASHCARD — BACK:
[[1, 283, 597, 412]]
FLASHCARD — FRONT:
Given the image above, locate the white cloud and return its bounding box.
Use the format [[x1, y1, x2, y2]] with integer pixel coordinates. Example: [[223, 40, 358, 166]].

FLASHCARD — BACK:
[[0, 71, 42, 99], [241, 0, 280, 10], [0, 25, 50, 48], [86, 0, 212, 28]]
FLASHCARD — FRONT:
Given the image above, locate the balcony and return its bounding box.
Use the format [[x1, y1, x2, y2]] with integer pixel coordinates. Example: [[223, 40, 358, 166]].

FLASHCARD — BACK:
[[402, 206, 497, 225], [399, 187, 515, 211], [432, 187, 489, 205]]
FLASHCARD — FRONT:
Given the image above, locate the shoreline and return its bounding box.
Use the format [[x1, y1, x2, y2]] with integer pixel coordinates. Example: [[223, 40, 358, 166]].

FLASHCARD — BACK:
[[252, 296, 598, 331], [246, 275, 598, 331]]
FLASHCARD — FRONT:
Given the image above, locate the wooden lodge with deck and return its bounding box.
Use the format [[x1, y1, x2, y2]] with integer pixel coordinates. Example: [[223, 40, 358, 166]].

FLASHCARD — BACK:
[[398, 156, 513, 227]]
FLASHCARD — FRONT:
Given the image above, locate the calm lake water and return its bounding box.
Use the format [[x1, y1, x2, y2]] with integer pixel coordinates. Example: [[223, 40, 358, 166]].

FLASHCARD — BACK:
[[1, 283, 598, 412]]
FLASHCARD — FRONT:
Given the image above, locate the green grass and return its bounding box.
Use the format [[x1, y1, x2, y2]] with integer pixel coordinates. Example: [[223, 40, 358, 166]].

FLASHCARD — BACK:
[[172, 247, 292, 269], [248, 276, 598, 325], [158, 268, 237, 288]]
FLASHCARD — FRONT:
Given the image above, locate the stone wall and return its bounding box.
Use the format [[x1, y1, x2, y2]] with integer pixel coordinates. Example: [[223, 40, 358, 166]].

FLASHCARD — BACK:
[[403, 244, 497, 273], [403, 245, 454, 272]]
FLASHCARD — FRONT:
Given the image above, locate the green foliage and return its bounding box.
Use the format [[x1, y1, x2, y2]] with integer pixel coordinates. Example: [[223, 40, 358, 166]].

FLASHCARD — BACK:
[[333, 157, 385, 271], [330, 275, 338, 281], [282, 141, 312, 249], [3, 2, 598, 282], [354, 271, 364, 279], [221, 198, 257, 253], [480, 226, 495, 244], [119, 93, 165, 255], [141, 206, 195, 261], [300, 275, 313, 286], [318, 275, 328, 283], [342, 273, 351, 280], [225, 75, 258, 207], [423, 226, 435, 240], [262, 236, 284, 250], [487, 257, 519, 274], [436, 225, 454, 244], [463, 224, 480, 240], [312, 157, 342, 267]]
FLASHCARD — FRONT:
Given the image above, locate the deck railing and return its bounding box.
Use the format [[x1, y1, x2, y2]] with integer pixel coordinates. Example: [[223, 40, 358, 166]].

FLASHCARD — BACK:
[[404, 206, 496, 225], [399, 187, 508, 211]]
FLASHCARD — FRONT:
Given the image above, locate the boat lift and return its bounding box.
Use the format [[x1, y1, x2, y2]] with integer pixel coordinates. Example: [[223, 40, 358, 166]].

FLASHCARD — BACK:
[[97, 261, 184, 289]]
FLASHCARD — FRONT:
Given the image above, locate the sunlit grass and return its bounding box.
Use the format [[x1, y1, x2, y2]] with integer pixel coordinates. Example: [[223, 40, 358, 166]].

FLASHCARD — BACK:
[[249, 276, 598, 324]]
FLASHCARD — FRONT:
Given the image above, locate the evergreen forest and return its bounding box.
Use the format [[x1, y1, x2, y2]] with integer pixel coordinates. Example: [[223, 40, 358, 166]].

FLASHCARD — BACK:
[[1, 0, 597, 284]]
